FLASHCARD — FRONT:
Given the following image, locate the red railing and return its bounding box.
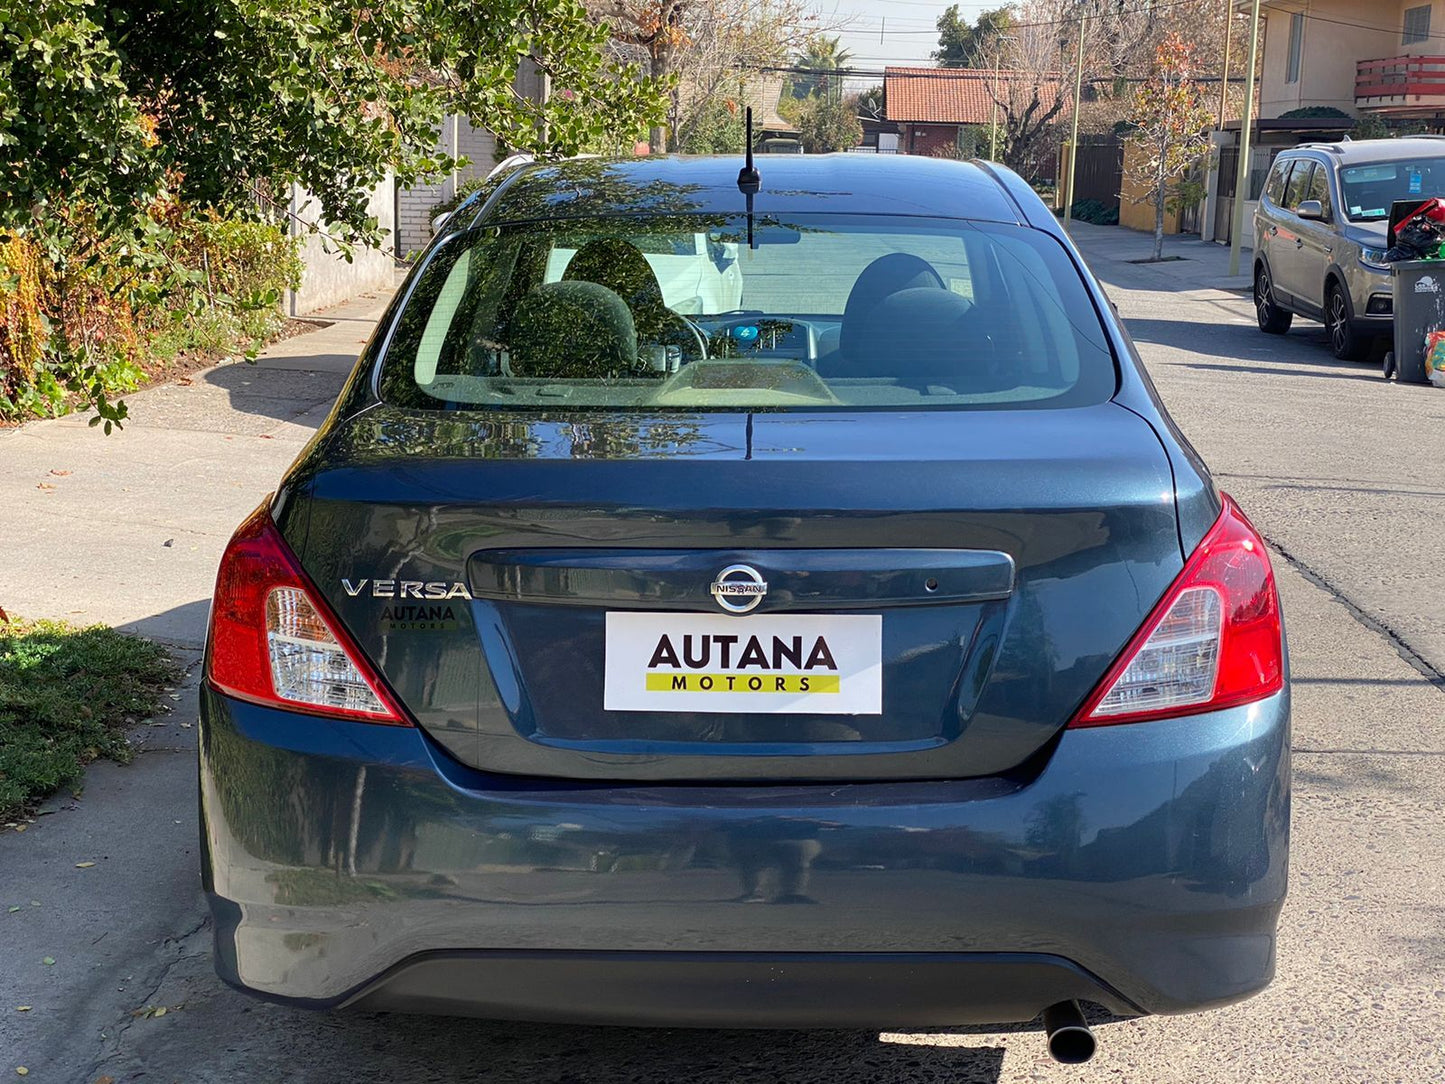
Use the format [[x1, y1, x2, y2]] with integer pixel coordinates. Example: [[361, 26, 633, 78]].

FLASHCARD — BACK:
[[1356, 55, 1445, 101]]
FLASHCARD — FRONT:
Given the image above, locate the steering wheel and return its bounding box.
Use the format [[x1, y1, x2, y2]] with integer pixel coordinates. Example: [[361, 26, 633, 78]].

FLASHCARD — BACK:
[[660, 310, 709, 361]]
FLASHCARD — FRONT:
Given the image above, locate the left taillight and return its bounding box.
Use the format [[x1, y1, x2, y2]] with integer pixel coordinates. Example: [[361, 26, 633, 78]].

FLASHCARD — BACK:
[[206, 503, 410, 725]]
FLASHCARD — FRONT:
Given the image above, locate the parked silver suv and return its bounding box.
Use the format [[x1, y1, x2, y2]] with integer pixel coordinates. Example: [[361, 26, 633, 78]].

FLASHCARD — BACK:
[[1253, 137, 1445, 360]]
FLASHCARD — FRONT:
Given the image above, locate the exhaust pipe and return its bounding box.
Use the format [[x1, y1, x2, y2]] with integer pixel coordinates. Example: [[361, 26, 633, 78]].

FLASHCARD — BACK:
[[1042, 1000, 1097, 1065]]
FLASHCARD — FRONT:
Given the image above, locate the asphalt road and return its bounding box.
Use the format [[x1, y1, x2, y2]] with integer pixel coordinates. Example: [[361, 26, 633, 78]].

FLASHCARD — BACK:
[[2, 237, 1444, 1082]]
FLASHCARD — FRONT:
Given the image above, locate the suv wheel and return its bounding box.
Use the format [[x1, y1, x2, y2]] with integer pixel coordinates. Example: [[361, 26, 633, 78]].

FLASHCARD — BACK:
[[1326, 281, 1368, 361], [1255, 265, 1292, 334]]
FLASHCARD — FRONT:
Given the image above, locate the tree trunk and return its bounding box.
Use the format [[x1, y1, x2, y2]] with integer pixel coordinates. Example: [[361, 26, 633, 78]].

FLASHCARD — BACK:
[[1153, 163, 1167, 261], [650, 48, 673, 152]]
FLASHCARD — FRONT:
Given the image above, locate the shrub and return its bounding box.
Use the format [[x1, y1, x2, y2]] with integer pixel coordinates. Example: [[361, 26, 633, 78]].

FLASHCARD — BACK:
[[0, 204, 301, 427], [1070, 199, 1119, 225]]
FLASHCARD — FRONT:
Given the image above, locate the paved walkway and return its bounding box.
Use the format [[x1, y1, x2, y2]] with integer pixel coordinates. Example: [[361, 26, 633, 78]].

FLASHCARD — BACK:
[[0, 277, 401, 648], [1064, 219, 1253, 293]]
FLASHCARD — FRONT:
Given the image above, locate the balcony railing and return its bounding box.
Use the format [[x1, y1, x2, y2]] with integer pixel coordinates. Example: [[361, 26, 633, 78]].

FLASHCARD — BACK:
[[1356, 55, 1445, 103]]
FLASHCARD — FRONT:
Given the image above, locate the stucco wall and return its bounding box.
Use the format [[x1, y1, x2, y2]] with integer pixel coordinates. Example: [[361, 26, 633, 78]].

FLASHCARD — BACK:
[[1119, 142, 1184, 234], [287, 176, 397, 317], [1259, 0, 1399, 118]]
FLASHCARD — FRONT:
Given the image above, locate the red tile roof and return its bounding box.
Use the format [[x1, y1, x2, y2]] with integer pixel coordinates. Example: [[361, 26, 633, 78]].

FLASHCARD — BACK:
[[884, 66, 1062, 125]]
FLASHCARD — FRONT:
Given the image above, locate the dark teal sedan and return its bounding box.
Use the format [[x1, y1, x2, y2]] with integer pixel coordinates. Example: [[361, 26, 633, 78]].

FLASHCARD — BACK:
[[200, 153, 1288, 1065]]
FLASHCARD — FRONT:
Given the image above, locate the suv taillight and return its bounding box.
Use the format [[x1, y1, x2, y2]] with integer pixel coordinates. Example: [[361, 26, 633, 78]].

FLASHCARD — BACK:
[[1069, 493, 1284, 727], [206, 503, 409, 725]]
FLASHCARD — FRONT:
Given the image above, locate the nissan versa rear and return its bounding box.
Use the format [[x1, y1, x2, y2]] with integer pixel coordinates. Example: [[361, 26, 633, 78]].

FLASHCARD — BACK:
[[200, 155, 1289, 1060]]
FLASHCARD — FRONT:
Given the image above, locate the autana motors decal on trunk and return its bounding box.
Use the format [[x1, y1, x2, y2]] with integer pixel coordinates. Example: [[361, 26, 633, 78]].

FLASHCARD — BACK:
[[604, 612, 882, 715]]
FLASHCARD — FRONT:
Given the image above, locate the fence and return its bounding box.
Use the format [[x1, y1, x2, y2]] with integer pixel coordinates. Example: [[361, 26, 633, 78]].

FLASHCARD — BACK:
[[1061, 137, 1124, 211]]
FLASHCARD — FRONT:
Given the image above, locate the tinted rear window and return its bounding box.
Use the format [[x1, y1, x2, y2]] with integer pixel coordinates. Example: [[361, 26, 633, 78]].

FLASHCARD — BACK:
[[378, 213, 1116, 412]]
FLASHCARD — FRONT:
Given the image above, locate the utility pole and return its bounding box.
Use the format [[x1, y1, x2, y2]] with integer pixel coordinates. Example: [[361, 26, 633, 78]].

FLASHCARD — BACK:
[[1218, 0, 1234, 130], [991, 51, 1002, 160], [1228, 0, 1262, 277], [1064, 12, 1086, 226]]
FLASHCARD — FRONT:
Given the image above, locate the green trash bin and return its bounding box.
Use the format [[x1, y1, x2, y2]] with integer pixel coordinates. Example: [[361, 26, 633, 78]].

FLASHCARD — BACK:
[[1390, 260, 1444, 384]]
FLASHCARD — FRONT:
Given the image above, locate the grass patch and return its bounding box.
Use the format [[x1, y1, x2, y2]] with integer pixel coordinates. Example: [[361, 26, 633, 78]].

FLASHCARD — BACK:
[[0, 618, 179, 822]]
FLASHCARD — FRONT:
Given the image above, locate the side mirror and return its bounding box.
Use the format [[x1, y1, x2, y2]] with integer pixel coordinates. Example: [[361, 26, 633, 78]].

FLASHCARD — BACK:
[[1297, 199, 1326, 221]]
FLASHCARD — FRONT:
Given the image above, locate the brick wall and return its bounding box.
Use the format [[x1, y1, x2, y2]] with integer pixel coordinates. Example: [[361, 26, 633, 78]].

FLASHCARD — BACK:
[[395, 115, 500, 256], [900, 123, 962, 158]]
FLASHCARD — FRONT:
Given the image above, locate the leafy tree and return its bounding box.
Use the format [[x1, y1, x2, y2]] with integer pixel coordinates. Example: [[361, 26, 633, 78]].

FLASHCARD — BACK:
[[97, 0, 664, 241], [934, 4, 1014, 69], [679, 97, 747, 153], [0, 0, 157, 235], [603, 0, 818, 150], [1124, 33, 1213, 261], [1350, 114, 1391, 140], [796, 94, 861, 153]]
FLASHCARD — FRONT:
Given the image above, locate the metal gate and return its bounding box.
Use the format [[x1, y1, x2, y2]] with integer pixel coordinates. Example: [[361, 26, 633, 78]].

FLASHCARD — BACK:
[[1213, 143, 1277, 245], [1062, 137, 1123, 210]]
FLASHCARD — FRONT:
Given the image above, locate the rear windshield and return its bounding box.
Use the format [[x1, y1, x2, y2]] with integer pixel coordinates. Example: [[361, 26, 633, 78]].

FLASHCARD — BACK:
[[378, 213, 1116, 412]]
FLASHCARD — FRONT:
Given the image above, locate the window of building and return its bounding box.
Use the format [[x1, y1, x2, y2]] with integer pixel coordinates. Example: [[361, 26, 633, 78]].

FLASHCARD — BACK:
[[1404, 5, 1432, 45], [1286, 12, 1305, 84]]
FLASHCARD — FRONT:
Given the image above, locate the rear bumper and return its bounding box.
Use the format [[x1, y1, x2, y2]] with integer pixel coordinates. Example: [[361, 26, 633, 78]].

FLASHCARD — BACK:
[[200, 686, 1290, 1026], [267, 950, 1140, 1027]]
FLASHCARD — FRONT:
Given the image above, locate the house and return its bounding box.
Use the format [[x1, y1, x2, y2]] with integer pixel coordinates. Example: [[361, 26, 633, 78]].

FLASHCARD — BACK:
[[741, 75, 801, 147], [1257, 0, 1445, 121], [1206, 1, 1445, 243], [883, 67, 1060, 158]]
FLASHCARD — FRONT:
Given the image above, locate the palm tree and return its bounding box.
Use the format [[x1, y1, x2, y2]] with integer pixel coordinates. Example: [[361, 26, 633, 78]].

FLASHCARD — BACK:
[[793, 35, 853, 101]]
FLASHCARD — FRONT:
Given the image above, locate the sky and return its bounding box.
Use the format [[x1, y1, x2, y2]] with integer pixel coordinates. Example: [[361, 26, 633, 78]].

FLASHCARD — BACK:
[[814, 0, 994, 82]]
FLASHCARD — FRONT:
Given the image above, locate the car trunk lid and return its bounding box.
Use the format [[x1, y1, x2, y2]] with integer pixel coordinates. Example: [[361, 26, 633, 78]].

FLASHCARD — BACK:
[[287, 404, 1183, 782]]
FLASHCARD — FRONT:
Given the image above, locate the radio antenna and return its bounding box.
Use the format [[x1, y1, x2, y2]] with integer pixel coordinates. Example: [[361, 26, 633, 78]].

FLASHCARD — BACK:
[[737, 108, 760, 194], [737, 107, 760, 249]]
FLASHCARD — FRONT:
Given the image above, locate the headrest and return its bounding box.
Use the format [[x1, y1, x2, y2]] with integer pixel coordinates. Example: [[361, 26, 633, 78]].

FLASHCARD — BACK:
[[844, 287, 989, 387], [562, 238, 666, 316], [840, 253, 946, 361], [507, 281, 637, 379]]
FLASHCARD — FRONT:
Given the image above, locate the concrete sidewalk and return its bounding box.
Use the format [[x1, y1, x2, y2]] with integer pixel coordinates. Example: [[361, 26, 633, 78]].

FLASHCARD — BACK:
[[0, 275, 402, 647], [1064, 220, 1254, 295]]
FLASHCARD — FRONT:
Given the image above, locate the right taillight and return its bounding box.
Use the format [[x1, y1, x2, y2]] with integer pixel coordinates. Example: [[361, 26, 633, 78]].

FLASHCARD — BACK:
[[1070, 493, 1283, 727]]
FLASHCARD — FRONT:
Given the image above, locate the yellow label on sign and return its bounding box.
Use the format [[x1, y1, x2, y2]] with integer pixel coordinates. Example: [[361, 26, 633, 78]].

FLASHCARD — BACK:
[[645, 673, 841, 694]]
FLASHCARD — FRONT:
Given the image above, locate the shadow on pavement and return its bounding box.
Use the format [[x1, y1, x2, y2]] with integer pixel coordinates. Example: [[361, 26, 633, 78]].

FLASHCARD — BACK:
[[200, 359, 349, 423], [117, 597, 213, 650], [294, 1014, 1010, 1083], [1124, 317, 1379, 373], [1182, 361, 1379, 382]]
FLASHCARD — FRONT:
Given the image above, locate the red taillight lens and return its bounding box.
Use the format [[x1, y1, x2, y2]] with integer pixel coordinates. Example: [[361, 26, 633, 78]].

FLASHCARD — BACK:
[[1070, 493, 1284, 727], [207, 503, 410, 725]]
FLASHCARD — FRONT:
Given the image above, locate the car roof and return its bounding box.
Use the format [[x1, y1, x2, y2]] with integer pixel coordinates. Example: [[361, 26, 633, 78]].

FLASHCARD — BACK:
[[1284, 137, 1445, 164], [475, 154, 1027, 225]]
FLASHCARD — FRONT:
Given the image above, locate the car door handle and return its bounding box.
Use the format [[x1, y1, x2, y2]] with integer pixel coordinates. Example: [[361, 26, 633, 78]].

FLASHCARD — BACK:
[[1269, 226, 1278, 236], [1295, 238, 1304, 249]]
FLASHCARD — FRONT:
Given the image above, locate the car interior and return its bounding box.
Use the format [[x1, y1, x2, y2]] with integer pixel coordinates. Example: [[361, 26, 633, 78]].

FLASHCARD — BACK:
[[392, 217, 1114, 410]]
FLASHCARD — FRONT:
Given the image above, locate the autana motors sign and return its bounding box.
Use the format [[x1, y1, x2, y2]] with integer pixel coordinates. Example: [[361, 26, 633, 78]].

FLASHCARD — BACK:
[[603, 612, 883, 715]]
